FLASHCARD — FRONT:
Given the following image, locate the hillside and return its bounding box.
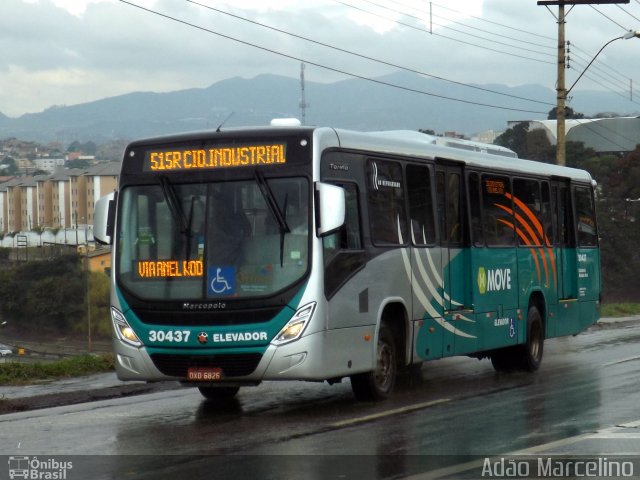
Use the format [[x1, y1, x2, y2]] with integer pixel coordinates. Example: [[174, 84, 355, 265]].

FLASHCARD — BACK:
[[0, 71, 637, 143]]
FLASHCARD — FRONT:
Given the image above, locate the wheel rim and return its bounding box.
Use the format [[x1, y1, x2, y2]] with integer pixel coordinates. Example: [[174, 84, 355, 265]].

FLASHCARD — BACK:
[[375, 338, 394, 392], [529, 320, 543, 361]]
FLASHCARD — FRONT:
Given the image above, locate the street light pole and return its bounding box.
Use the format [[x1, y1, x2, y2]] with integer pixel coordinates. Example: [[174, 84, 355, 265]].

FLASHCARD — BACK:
[[567, 30, 640, 96]]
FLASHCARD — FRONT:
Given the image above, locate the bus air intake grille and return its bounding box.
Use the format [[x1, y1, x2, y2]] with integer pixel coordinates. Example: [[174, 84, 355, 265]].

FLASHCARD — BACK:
[[150, 353, 262, 378]]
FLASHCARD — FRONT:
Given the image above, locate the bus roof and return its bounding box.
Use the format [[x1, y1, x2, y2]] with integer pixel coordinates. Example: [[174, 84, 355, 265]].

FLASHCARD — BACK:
[[324, 128, 594, 184], [124, 125, 594, 184]]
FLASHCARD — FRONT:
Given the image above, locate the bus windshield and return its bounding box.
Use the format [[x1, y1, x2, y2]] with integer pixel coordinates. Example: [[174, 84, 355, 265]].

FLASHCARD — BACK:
[[117, 176, 309, 301]]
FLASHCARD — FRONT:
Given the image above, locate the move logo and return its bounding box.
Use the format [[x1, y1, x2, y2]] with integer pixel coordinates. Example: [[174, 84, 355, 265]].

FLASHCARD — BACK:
[[477, 267, 512, 294]]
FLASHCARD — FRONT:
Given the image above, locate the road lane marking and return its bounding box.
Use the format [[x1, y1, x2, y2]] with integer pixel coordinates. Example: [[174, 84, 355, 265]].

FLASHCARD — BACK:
[[412, 420, 640, 479], [603, 355, 640, 367], [620, 419, 640, 428], [329, 398, 450, 428]]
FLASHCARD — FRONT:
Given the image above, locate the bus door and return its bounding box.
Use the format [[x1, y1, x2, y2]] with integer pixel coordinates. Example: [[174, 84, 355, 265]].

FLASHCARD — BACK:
[[552, 178, 580, 336], [435, 162, 475, 355], [552, 179, 577, 301]]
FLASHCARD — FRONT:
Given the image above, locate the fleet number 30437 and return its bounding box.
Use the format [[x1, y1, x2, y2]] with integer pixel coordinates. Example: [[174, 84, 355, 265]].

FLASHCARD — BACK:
[[148, 330, 191, 342]]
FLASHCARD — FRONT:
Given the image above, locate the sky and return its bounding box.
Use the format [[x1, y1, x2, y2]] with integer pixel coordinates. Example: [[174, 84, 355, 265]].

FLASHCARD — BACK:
[[1, 0, 640, 118]]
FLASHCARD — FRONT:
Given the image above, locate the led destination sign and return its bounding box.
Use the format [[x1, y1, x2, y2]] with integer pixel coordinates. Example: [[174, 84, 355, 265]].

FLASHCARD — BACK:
[[145, 143, 287, 172], [137, 260, 204, 278]]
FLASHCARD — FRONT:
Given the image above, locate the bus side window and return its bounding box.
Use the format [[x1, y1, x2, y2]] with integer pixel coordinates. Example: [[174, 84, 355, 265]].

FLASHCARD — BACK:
[[407, 164, 436, 246], [541, 182, 552, 244], [556, 185, 573, 246], [482, 175, 515, 246], [468, 172, 483, 246], [513, 178, 542, 246], [574, 186, 598, 247], [367, 159, 407, 245]]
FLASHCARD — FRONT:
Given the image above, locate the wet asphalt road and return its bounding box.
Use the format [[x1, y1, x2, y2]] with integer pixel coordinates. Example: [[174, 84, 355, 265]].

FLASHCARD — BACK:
[[1, 319, 639, 479]]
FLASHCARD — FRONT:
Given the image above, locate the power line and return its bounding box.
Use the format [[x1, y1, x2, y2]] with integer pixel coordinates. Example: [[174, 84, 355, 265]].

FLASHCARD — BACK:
[[616, 4, 640, 23], [570, 42, 634, 88], [186, 0, 554, 107], [119, 1, 549, 115], [363, 0, 556, 52], [415, 0, 557, 42], [569, 49, 631, 92], [332, 0, 556, 65], [588, 4, 631, 30]]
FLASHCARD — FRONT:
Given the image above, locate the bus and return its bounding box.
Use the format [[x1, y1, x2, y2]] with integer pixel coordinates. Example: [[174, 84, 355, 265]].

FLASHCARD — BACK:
[[93, 124, 600, 401]]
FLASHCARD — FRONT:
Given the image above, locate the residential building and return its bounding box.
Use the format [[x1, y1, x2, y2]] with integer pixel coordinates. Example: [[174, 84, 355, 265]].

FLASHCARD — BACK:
[[0, 162, 120, 236]]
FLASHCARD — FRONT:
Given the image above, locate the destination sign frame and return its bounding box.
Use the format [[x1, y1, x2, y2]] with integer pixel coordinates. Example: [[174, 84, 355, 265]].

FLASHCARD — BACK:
[[144, 143, 287, 172]]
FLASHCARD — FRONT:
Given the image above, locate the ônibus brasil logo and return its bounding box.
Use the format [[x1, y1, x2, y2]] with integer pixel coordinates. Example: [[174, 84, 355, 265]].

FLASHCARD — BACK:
[[477, 267, 512, 294]]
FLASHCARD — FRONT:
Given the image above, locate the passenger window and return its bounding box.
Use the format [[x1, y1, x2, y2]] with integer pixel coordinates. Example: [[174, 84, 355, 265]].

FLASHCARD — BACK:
[[513, 178, 543, 246], [407, 164, 436, 246], [367, 159, 407, 245], [436, 170, 463, 245], [541, 182, 552, 244], [468, 172, 484, 246], [575, 186, 598, 247], [482, 175, 515, 246]]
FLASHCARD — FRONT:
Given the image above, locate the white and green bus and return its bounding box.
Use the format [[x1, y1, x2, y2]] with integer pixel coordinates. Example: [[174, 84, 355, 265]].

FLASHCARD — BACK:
[[94, 124, 601, 401]]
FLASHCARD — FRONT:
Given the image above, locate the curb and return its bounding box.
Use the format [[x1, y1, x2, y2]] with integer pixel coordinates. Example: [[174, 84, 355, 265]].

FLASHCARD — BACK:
[[0, 381, 182, 415]]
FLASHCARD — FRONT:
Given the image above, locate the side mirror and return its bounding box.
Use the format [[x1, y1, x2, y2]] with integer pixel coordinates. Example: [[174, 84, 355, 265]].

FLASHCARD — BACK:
[[94, 191, 117, 245], [315, 182, 345, 237]]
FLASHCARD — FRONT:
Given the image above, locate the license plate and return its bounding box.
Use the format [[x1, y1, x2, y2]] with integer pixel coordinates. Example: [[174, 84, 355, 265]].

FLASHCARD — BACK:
[[187, 367, 223, 381]]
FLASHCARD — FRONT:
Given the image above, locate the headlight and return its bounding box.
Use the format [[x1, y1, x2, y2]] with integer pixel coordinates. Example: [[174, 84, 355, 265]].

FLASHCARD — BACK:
[[111, 307, 142, 347], [271, 302, 316, 346]]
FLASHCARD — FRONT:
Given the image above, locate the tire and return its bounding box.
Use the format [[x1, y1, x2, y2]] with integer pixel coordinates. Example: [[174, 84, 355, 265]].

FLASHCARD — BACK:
[[197, 385, 240, 401], [518, 305, 544, 372], [350, 324, 397, 401]]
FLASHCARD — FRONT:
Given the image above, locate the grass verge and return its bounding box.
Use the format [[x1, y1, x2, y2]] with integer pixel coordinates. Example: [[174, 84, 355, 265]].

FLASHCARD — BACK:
[[601, 303, 640, 318], [0, 354, 114, 386]]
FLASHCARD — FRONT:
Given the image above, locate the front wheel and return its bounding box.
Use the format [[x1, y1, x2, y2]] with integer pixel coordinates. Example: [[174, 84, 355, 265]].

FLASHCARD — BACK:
[[350, 324, 397, 401]]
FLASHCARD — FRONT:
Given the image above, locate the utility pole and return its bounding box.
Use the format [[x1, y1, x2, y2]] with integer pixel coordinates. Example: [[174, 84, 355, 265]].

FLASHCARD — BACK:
[[557, 3, 567, 166], [537, 0, 630, 166], [299, 62, 309, 125]]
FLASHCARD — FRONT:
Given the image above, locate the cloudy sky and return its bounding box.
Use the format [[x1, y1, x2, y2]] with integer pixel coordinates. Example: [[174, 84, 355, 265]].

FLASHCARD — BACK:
[[2, 0, 640, 118]]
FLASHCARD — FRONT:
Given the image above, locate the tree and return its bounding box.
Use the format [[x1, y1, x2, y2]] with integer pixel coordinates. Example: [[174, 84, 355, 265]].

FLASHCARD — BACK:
[[547, 106, 584, 120], [0, 156, 18, 175], [85, 271, 111, 336], [494, 122, 529, 157], [565, 141, 597, 169], [31, 225, 45, 246], [524, 129, 555, 163], [66, 158, 91, 169], [0, 255, 85, 332], [581, 145, 640, 301]]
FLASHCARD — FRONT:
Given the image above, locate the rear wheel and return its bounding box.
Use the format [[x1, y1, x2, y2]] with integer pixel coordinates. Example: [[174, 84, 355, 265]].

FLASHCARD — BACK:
[[490, 305, 544, 373], [197, 385, 240, 401], [350, 324, 397, 401], [518, 305, 544, 371]]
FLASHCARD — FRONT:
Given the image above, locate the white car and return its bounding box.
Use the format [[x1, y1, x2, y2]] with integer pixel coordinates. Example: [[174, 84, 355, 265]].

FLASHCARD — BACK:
[[0, 343, 12, 356]]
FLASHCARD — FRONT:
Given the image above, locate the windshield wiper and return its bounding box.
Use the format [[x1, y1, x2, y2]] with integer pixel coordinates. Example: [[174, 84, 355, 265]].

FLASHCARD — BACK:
[[254, 170, 290, 266], [159, 176, 190, 235]]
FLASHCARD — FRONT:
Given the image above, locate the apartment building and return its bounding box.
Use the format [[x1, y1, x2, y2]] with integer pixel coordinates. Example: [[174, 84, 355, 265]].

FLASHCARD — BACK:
[[0, 162, 120, 234], [84, 163, 120, 224]]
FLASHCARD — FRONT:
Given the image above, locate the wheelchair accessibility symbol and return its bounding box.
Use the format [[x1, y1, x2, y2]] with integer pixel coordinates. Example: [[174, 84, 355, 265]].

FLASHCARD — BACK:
[[208, 266, 236, 296]]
